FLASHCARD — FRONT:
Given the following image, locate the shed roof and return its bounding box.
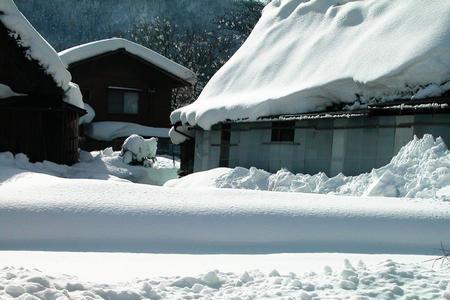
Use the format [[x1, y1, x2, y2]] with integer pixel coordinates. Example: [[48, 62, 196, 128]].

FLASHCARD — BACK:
[[0, 0, 83, 109], [59, 38, 197, 86]]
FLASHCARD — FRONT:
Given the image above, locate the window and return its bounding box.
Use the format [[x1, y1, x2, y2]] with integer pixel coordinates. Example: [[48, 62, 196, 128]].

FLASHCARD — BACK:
[[271, 121, 295, 142], [108, 88, 139, 114]]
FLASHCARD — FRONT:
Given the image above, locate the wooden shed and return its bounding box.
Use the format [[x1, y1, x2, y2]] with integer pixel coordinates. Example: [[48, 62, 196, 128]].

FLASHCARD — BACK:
[[59, 38, 196, 152], [0, 0, 85, 165]]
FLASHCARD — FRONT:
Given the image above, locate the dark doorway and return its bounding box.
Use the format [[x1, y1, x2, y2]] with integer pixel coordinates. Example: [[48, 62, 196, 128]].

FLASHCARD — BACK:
[[219, 123, 231, 167]]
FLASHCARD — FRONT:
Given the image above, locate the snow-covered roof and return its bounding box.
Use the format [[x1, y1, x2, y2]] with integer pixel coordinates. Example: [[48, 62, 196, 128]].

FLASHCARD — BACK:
[[0, 0, 83, 109], [171, 0, 450, 130], [59, 38, 197, 85]]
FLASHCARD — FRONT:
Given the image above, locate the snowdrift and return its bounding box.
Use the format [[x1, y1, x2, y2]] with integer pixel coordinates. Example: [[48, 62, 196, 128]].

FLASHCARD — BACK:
[[0, 174, 450, 254], [171, 0, 450, 129], [166, 135, 450, 199], [0, 148, 178, 186]]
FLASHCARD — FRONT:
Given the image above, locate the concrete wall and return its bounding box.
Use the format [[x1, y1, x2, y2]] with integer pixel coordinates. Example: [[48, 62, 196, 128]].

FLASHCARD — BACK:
[[193, 114, 450, 176]]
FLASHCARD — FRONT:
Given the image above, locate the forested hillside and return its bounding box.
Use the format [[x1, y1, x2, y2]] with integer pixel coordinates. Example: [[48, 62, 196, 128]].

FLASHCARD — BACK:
[[15, 0, 266, 107]]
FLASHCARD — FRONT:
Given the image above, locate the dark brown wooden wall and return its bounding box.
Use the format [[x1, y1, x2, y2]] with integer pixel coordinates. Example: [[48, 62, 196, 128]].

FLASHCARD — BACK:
[[69, 51, 186, 128], [0, 103, 80, 165]]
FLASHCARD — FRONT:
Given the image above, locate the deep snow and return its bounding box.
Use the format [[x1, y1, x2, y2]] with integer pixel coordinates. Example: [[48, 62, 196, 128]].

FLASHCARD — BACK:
[[166, 135, 450, 199], [0, 0, 83, 109], [171, 0, 450, 130], [2, 256, 450, 300], [1, 171, 450, 254], [0, 149, 179, 186]]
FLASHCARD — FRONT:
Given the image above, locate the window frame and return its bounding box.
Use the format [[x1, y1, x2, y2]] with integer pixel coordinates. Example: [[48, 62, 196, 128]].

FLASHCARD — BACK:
[[271, 121, 296, 143], [107, 87, 141, 115]]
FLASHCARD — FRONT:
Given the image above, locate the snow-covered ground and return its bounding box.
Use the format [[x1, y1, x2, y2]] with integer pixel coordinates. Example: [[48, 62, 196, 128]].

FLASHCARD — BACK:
[[2, 147, 450, 299], [1, 171, 449, 254], [0, 149, 179, 186], [166, 135, 450, 199], [1, 253, 450, 300]]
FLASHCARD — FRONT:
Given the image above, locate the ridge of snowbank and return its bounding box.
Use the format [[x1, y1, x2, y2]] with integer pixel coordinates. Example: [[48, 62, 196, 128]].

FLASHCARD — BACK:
[[166, 135, 450, 199], [0, 174, 450, 254], [0, 0, 83, 109], [171, 0, 450, 129], [59, 38, 197, 85]]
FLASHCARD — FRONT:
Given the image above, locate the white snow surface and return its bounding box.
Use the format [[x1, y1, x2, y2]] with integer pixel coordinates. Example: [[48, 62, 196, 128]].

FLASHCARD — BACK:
[[1, 255, 450, 300], [171, 0, 450, 129], [59, 38, 197, 85], [86, 121, 169, 141], [0, 166, 450, 254], [166, 135, 450, 199], [0, 0, 83, 109], [0, 149, 179, 186]]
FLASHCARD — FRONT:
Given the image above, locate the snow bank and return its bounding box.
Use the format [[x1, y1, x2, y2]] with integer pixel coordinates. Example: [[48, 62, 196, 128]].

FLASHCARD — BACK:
[[59, 38, 197, 85], [0, 0, 83, 109], [171, 0, 450, 129], [166, 135, 450, 199], [0, 149, 179, 186], [0, 171, 450, 254], [2, 258, 450, 300], [86, 121, 169, 141]]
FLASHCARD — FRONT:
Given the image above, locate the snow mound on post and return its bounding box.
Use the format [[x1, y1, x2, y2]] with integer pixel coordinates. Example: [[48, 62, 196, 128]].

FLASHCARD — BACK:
[[59, 38, 197, 85], [166, 134, 450, 199], [0, 0, 83, 109], [171, 0, 450, 129]]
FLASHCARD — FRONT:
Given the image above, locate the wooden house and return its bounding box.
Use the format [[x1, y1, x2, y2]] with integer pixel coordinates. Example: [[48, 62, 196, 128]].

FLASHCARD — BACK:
[[170, 0, 450, 176], [59, 38, 196, 153], [0, 0, 85, 165]]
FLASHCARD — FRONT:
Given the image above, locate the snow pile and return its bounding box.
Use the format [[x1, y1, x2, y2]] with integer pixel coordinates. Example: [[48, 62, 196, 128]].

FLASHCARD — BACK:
[[166, 134, 450, 199], [86, 121, 169, 141], [0, 148, 179, 186], [0, 0, 83, 109], [2, 259, 450, 300], [171, 0, 450, 129], [59, 38, 197, 85], [1, 172, 450, 254], [121, 134, 158, 166]]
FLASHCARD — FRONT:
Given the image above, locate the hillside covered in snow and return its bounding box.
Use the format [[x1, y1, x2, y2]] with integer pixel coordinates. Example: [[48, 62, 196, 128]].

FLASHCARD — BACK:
[[172, 0, 450, 129]]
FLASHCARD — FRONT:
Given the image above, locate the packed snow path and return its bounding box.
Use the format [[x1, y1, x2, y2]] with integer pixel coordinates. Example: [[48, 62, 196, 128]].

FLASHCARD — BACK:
[[0, 175, 450, 254], [2, 258, 450, 300]]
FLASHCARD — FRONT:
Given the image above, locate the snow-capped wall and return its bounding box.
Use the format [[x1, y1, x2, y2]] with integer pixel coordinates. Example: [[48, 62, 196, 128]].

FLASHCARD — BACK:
[[86, 121, 169, 141], [59, 38, 197, 85], [171, 0, 450, 129], [0, 0, 83, 109]]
